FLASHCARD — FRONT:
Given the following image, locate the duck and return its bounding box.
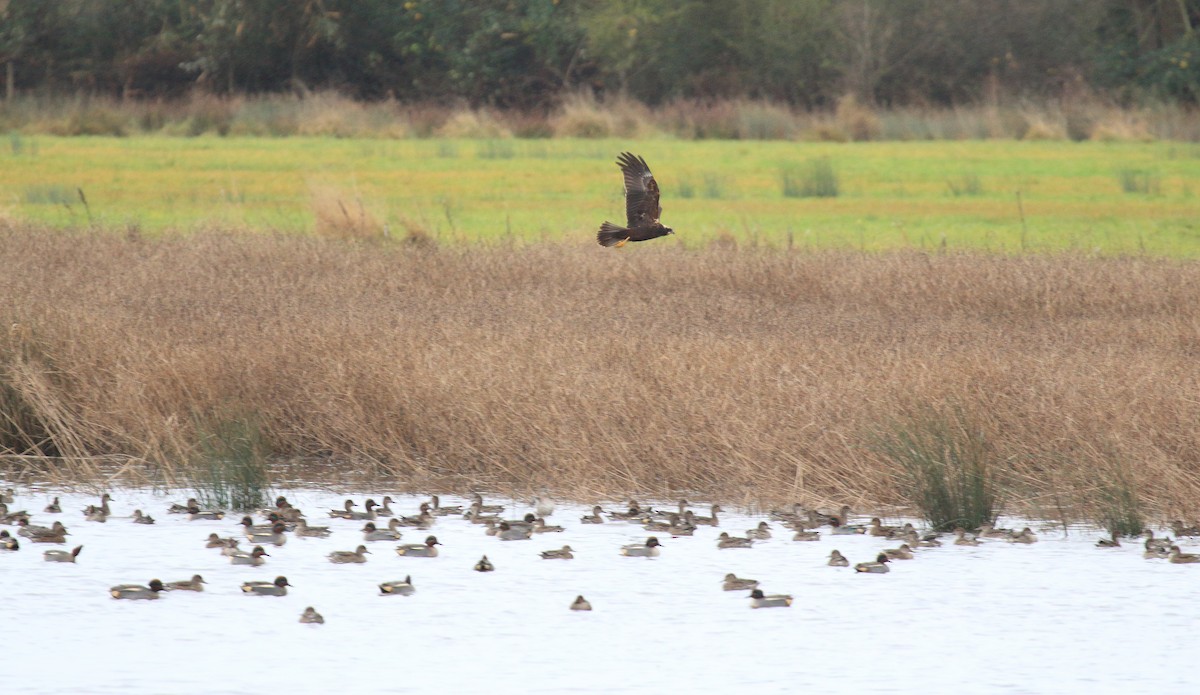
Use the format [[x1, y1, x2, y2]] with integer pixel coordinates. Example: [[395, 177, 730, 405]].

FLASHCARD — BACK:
[[494, 521, 533, 541], [464, 505, 501, 525], [533, 495, 556, 518], [570, 595, 593, 611], [1143, 530, 1173, 552], [396, 535, 441, 557], [83, 505, 109, 523], [607, 500, 648, 521], [953, 527, 981, 546], [722, 573, 759, 591], [43, 497, 61, 514], [0, 503, 30, 524], [131, 510, 156, 525], [504, 513, 539, 529], [532, 518, 565, 533], [300, 607, 325, 624], [187, 506, 225, 521], [1144, 545, 1171, 559], [1168, 546, 1200, 564], [642, 514, 679, 533], [229, 545, 270, 566], [328, 499, 366, 520], [348, 499, 381, 521], [258, 496, 292, 516], [471, 494, 505, 514], [83, 493, 114, 518], [293, 518, 332, 538], [18, 519, 68, 539], [666, 515, 697, 536], [691, 504, 722, 527], [828, 518, 867, 535], [246, 522, 288, 547], [110, 579, 165, 599], [746, 522, 772, 540], [328, 545, 371, 564], [429, 495, 463, 516], [1096, 531, 1121, 548], [168, 498, 200, 514], [1170, 520, 1200, 537], [164, 575, 206, 591], [374, 496, 396, 517], [242, 576, 291, 596], [717, 532, 753, 549], [362, 521, 403, 542], [204, 533, 239, 549], [240, 515, 275, 535], [396, 503, 435, 528], [620, 536, 662, 557], [769, 502, 805, 523], [474, 555, 495, 572], [868, 518, 899, 537], [0, 488, 13, 504], [379, 576, 416, 595], [855, 553, 892, 573], [30, 531, 67, 544], [887, 523, 919, 540], [976, 522, 1015, 539], [653, 499, 690, 519], [884, 544, 915, 560], [792, 529, 820, 542], [915, 533, 943, 548], [0, 532, 18, 551], [540, 545, 574, 560], [1008, 528, 1037, 544], [827, 550, 850, 567], [580, 506, 605, 524], [749, 589, 793, 608], [43, 545, 82, 563]]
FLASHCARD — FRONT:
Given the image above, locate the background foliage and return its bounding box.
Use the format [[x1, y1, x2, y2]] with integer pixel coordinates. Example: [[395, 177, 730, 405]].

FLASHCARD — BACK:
[[1, 0, 1198, 107]]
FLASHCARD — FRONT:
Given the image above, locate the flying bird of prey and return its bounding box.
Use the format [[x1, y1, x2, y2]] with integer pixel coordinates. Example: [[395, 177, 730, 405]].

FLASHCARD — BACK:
[[597, 152, 674, 247]]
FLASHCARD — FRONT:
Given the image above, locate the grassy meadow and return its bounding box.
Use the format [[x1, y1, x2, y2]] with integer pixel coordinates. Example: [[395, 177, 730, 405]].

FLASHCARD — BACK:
[[2, 135, 1199, 255], [2, 129, 1200, 524]]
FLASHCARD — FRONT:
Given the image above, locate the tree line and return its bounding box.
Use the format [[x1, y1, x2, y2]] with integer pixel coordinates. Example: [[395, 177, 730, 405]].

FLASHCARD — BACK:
[[1, 0, 1198, 108]]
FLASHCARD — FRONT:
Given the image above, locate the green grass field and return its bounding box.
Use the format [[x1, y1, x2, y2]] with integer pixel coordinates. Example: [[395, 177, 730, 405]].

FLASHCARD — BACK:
[[3, 135, 1199, 254]]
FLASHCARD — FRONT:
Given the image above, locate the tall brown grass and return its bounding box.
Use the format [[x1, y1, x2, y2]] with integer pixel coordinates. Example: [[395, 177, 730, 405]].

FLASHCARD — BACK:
[[2, 223, 1199, 521], [2, 91, 1198, 141]]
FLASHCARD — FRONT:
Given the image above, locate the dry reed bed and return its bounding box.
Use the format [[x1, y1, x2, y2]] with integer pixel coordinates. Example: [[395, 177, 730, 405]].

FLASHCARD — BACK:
[[2, 224, 1199, 518]]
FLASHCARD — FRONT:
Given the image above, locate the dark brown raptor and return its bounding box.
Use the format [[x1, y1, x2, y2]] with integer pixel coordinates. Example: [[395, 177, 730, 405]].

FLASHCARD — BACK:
[[597, 152, 674, 247]]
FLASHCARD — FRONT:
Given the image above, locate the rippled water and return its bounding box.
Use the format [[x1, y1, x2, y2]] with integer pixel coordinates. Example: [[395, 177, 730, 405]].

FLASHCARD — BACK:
[[3, 487, 1198, 694]]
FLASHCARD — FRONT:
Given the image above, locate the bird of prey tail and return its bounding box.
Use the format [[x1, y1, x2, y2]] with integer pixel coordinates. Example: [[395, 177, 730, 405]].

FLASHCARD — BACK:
[[597, 221, 631, 248], [597, 152, 673, 248]]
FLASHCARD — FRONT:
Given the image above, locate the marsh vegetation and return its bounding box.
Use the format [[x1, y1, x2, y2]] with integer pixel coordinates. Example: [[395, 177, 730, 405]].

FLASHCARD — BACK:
[[2, 227, 1198, 525]]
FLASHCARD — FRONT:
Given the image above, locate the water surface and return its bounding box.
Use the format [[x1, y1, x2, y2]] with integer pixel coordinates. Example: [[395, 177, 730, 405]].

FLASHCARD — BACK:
[[3, 488, 1196, 694]]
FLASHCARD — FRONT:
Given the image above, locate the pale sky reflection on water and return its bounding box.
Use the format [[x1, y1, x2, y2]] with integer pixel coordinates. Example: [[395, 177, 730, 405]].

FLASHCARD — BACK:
[[3, 488, 1198, 694]]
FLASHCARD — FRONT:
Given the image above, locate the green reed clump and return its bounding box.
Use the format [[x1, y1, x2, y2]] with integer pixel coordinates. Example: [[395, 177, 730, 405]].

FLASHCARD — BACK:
[[190, 413, 271, 511], [947, 172, 983, 197], [782, 157, 839, 198], [1116, 168, 1161, 194], [873, 407, 1000, 531]]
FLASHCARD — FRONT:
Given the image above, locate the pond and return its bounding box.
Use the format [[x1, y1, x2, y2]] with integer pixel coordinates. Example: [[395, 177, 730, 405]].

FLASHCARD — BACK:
[[2, 488, 1197, 694]]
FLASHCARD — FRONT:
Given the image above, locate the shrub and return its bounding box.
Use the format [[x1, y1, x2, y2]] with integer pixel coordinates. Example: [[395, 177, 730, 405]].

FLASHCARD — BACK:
[[872, 406, 1000, 531], [189, 414, 271, 512], [781, 157, 839, 198]]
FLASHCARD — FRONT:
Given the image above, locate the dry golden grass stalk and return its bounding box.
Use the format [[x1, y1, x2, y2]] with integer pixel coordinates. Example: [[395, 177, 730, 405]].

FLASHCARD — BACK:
[[1, 224, 1198, 518]]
